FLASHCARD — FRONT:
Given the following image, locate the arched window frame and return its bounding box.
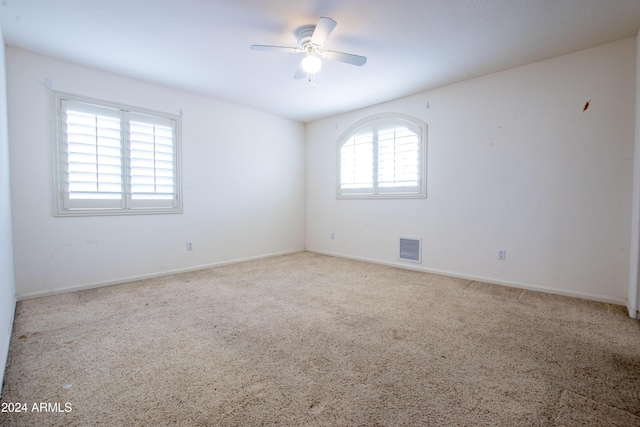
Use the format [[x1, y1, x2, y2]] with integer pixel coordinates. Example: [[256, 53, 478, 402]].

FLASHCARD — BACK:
[[336, 113, 427, 199]]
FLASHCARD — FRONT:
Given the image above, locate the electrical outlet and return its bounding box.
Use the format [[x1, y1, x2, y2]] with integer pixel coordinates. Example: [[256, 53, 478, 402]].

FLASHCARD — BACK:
[[187, 242, 193, 251], [331, 232, 335, 240], [498, 249, 505, 260]]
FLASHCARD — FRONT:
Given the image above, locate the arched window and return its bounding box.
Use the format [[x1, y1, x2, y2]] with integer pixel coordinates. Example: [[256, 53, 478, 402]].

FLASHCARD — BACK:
[[337, 113, 427, 198]]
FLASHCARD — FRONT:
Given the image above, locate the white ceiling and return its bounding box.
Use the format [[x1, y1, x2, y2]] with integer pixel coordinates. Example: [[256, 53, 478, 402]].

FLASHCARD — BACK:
[[1, 0, 640, 122]]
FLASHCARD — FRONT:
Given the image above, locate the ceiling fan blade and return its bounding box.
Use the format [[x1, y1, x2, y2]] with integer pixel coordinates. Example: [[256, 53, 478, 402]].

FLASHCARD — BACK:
[[322, 50, 367, 66], [293, 61, 307, 79], [311, 17, 337, 46], [250, 44, 302, 53]]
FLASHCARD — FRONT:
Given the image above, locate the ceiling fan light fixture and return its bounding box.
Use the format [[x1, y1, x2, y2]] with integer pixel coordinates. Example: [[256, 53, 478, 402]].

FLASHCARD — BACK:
[[301, 53, 322, 74]]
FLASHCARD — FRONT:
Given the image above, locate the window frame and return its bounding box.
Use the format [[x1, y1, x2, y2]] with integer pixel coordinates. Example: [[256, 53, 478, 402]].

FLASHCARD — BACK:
[[336, 113, 427, 199], [52, 91, 183, 217]]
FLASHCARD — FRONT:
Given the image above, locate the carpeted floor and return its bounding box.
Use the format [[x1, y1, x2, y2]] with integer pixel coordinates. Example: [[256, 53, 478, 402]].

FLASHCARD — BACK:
[[1, 252, 639, 426]]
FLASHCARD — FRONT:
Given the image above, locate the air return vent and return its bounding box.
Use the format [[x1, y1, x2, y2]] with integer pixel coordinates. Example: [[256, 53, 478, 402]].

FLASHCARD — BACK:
[[399, 237, 421, 263]]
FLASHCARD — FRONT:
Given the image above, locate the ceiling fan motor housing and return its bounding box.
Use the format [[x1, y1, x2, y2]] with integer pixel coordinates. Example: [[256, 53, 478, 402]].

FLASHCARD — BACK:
[[296, 25, 318, 52]]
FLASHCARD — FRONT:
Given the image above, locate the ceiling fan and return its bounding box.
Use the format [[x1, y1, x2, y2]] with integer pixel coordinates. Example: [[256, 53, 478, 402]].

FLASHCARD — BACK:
[[250, 17, 367, 81]]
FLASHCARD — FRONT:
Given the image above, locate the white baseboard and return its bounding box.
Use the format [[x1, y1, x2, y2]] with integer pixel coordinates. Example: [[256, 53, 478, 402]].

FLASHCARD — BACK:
[[306, 249, 628, 307], [626, 301, 640, 319], [0, 294, 16, 398], [17, 249, 305, 301], [16, 248, 632, 313]]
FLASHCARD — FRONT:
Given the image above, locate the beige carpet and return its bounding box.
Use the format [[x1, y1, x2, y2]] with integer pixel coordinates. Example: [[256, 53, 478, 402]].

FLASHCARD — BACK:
[[1, 252, 639, 426]]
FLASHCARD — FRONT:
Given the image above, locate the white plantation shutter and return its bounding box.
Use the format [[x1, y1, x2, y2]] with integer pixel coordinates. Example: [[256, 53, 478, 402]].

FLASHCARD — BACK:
[[128, 113, 177, 209], [340, 130, 374, 194], [377, 125, 420, 193], [337, 114, 426, 199], [61, 100, 124, 209], [54, 92, 182, 216]]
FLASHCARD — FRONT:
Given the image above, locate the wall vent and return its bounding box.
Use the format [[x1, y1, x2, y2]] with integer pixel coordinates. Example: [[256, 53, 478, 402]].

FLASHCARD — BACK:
[[399, 237, 422, 263]]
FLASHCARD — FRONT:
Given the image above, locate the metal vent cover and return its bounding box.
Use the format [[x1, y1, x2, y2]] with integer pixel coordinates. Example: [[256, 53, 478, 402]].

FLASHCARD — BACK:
[[399, 237, 421, 263]]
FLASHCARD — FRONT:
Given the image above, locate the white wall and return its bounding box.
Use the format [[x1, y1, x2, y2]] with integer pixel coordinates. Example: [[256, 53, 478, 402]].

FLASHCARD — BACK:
[[629, 31, 640, 319], [0, 26, 17, 395], [306, 37, 636, 304], [7, 47, 305, 298], [5, 37, 637, 306]]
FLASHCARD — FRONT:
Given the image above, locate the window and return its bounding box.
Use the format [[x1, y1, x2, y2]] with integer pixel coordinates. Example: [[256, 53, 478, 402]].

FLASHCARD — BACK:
[[337, 113, 427, 198], [52, 92, 182, 216]]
